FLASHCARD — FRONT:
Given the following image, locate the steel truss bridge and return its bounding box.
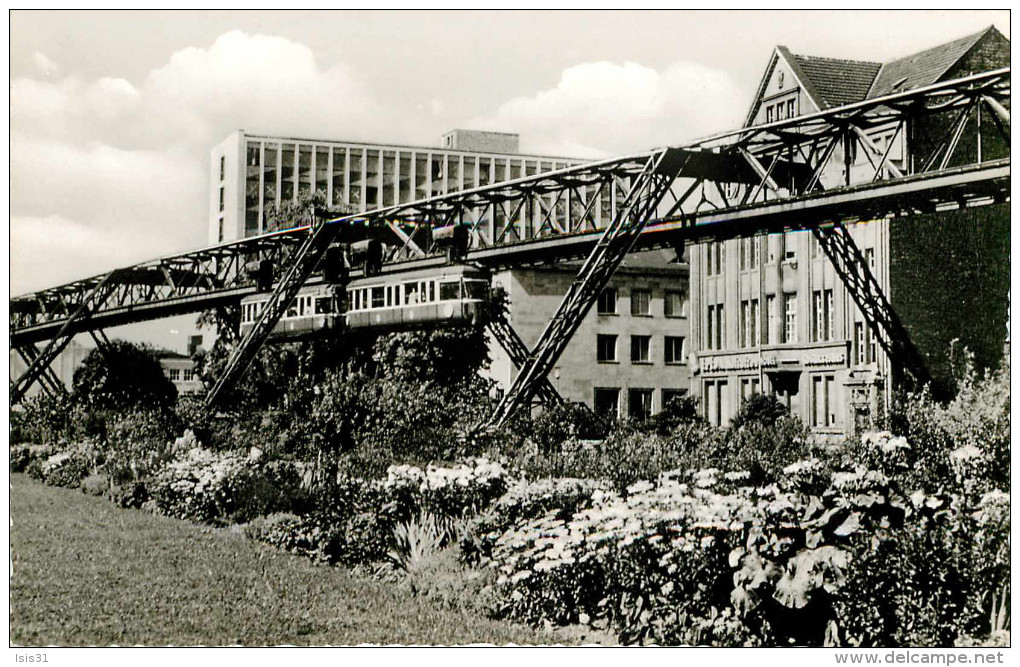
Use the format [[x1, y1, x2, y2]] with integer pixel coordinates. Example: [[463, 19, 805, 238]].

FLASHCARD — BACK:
[[10, 68, 1011, 427]]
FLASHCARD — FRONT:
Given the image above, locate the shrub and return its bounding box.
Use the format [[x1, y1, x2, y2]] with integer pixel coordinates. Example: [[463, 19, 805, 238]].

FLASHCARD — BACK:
[[102, 410, 184, 486], [10, 444, 54, 473], [32, 449, 94, 488], [148, 446, 307, 524], [244, 513, 323, 560], [462, 477, 610, 564], [729, 393, 790, 431], [381, 458, 509, 525], [530, 402, 612, 453]]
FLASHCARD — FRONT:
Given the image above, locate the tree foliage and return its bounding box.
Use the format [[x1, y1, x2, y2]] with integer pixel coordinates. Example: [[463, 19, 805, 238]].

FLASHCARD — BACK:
[[72, 340, 177, 410]]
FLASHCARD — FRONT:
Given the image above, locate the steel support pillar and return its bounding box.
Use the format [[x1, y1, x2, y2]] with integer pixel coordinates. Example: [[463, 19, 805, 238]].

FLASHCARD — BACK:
[[486, 312, 562, 408], [812, 223, 930, 387], [483, 148, 690, 429], [205, 221, 346, 408], [15, 345, 66, 397], [10, 270, 122, 406]]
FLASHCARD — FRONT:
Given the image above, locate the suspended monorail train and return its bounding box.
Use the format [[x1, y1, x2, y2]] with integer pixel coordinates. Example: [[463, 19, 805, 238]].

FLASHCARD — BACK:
[[238, 264, 491, 339]]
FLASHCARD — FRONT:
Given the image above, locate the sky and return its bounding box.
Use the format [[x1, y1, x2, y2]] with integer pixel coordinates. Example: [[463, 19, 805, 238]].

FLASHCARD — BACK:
[[8, 9, 1010, 350]]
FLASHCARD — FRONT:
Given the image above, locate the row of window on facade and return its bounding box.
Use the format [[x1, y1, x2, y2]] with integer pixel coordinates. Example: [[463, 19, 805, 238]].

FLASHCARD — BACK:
[[593, 387, 687, 421], [763, 96, 798, 124], [165, 367, 196, 382], [596, 334, 686, 365], [597, 287, 687, 318], [702, 291, 876, 363], [240, 140, 592, 237], [703, 371, 839, 428], [705, 234, 877, 276]]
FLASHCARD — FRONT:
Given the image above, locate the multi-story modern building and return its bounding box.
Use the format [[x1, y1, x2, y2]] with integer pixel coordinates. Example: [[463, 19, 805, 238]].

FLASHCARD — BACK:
[[210, 129, 692, 416], [688, 26, 1009, 433], [489, 250, 690, 419], [209, 129, 588, 244]]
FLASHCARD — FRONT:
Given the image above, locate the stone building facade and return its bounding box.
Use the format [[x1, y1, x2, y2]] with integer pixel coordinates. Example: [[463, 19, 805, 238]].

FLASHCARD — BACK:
[[688, 26, 1010, 432]]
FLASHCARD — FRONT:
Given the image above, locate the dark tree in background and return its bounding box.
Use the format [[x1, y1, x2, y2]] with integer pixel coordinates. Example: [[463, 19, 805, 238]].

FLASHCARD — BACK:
[[72, 340, 177, 410]]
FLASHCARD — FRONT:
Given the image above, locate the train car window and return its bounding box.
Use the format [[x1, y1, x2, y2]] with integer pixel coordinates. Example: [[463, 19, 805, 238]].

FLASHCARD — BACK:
[[316, 297, 331, 314], [371, 286, 385, 309], [439, 281, 461, 301], [286, 301, 299, 318], [428, 282, 436, 302], [465, 280, 488, 300], [404, 282, 419, 305]]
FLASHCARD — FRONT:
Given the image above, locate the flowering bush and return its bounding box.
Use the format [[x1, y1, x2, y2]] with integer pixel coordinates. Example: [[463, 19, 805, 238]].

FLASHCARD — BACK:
[[485, 422, 1009, 646], [462, 477, 610, 564], [382, 458, 508, 523], [26, 442, 102, 488], [148, 445, 307, 523], [10, 444, 55, 473]]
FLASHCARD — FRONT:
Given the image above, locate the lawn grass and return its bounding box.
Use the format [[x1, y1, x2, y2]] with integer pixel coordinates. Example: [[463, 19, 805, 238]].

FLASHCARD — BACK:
[[9, 474, 561, 646]]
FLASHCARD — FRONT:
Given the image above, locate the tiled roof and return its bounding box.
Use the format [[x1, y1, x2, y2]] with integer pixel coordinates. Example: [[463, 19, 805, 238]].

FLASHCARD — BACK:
[[787, 52, 882, 109], [867, 26, 997, 99]]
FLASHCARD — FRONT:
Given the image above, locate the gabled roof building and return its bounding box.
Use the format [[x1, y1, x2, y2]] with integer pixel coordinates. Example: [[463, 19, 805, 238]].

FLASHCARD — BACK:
[[689, 26, 1009, 434]]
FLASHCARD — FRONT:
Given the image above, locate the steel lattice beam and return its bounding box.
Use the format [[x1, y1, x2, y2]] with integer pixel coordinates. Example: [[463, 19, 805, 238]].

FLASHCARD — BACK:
[[11, 270, 123, 405], [484, 148, 693, 428], [812, 223, 931, 387], [8, 68, 1011, 405], [485, 309, 562, 407], [205, 222, 346, 408]]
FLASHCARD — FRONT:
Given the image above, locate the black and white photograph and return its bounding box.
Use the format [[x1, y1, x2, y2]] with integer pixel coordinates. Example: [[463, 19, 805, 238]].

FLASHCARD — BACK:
[[7, 8, 1012, 658]]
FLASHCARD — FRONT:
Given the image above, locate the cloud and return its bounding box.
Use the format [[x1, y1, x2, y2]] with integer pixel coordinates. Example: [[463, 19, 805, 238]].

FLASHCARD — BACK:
[[468, 60, 746, 158], [10, 214, 186, 296], [31, 51, 59, 76], [10, 30, 404, 298]]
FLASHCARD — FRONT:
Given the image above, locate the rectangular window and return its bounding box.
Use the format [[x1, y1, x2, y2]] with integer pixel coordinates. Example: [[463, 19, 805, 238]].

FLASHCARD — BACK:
[[739, 236, 759, 270], [597, 334, 618, 363], [598, 288, 618, 315], [740, 300, 749, 348], [742, 299, 760, 347], [594, 388, 620, 417], [706, 241, 724, 276], [168, 368, 181, 382], [371, 286, 385, 309], [219, 186, 225, 212], [826, 290, 834, 342], [662, 388, 686, 408], [783, 293, 798, 343], [182, 369, 194, 382], [704, 380, 729, 426], [630, 335, 651, 363], [768, 234, 780, 264], [631, 289, 651, 316], [740, 377, 761, 404], [812, 374, 837, 428], [783, 232, 796, 262], [664, 336, 685, 364], [628, 388, 654, 421], [716, 304, 725, 349], [766, 105, 774, 123], [787, 99, 796, 119], [707, 305, 715, 350], [812, 289, 834, 341], [765, 295, 776, 345], [664, 290, 686, 317], [865, 247, 876, 270], [439, 281, 460, 301], [219, 155, 225, 182]]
